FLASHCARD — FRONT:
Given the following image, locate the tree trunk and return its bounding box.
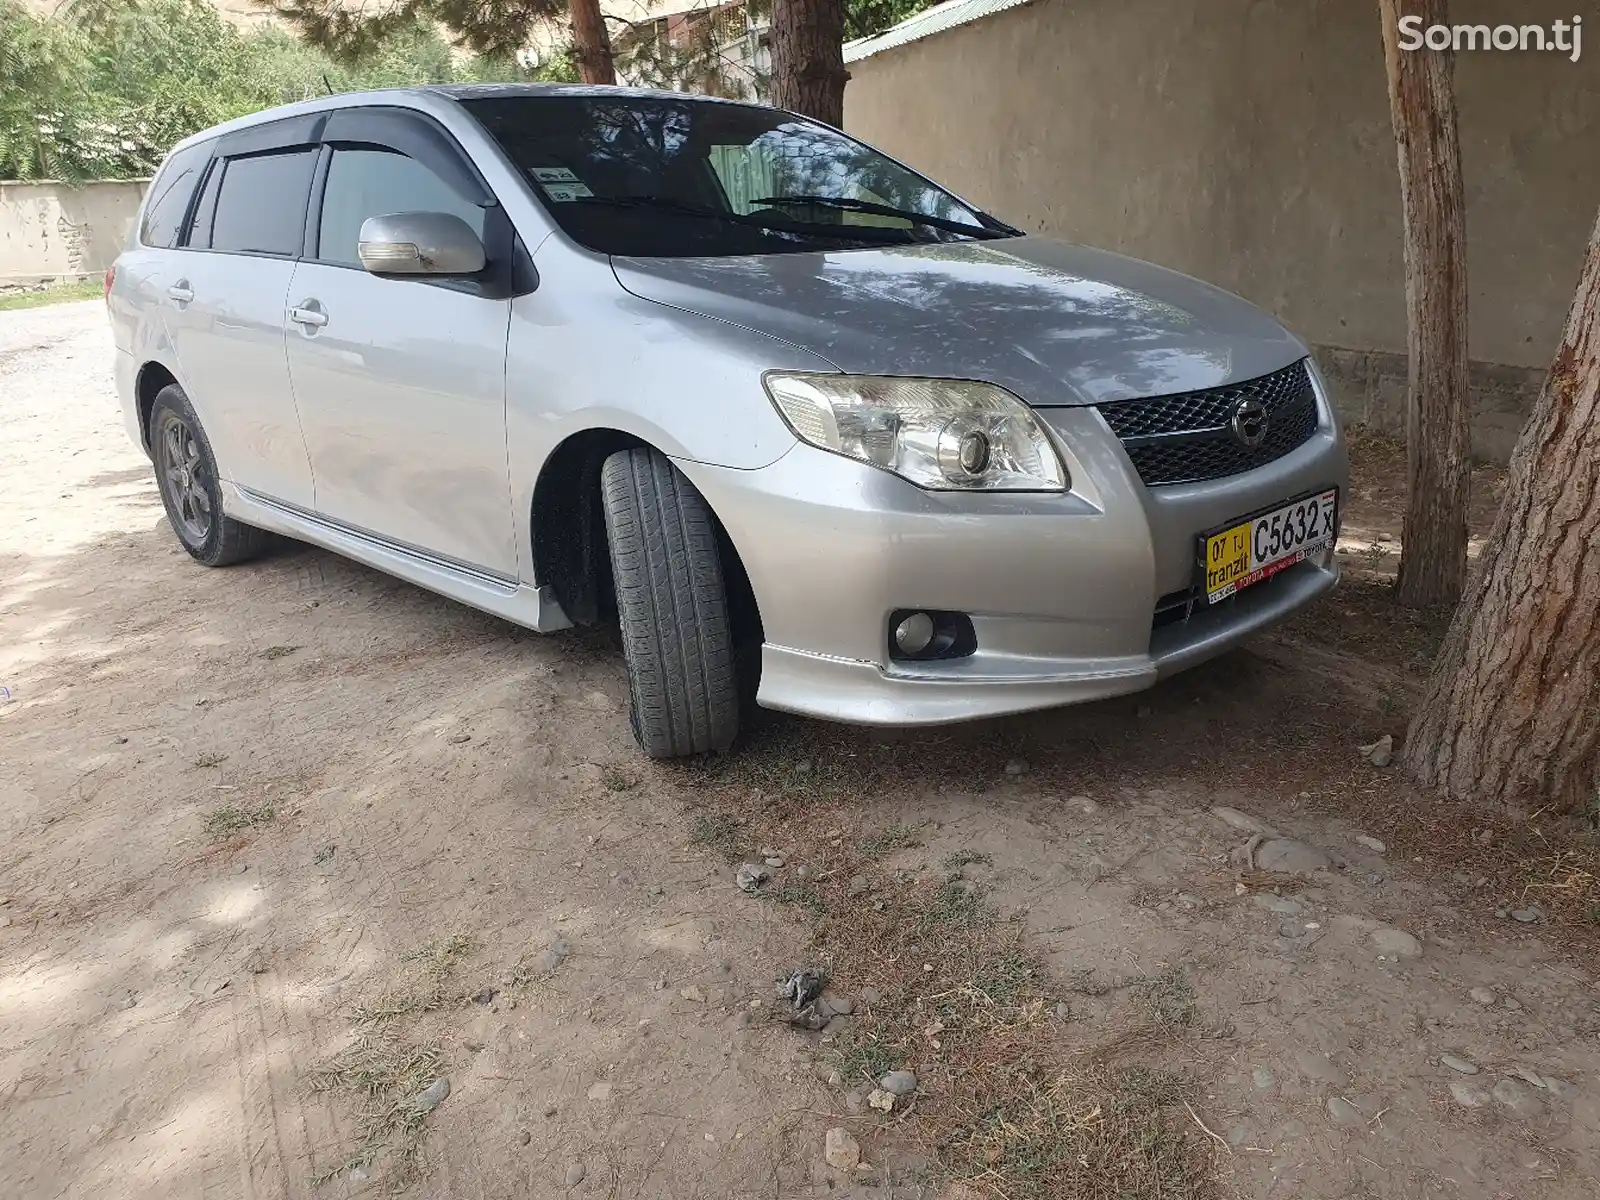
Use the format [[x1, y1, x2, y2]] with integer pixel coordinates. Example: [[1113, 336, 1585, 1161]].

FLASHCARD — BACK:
[[569, 0, 615, 85], [1378, 0, 1471, 608], [770, 0, 849, 125], [1403, 203, 1600, 812]]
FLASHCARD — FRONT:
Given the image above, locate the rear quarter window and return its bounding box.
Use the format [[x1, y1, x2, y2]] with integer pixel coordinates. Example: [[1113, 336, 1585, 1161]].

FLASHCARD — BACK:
[[138, 140, 213, 249]]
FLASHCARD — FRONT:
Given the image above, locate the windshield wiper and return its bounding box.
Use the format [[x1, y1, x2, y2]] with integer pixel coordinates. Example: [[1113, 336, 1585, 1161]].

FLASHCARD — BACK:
[[752, 195, 1011, 239], [568, 195, 914, 242]]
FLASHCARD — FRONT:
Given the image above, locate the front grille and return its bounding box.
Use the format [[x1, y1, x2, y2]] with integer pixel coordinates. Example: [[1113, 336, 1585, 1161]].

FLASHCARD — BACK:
[[1096, 360, 1319, 487]]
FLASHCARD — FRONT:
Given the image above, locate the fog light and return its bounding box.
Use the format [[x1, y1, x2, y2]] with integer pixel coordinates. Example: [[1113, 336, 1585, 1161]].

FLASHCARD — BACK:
[[893, 611, 936, 655]]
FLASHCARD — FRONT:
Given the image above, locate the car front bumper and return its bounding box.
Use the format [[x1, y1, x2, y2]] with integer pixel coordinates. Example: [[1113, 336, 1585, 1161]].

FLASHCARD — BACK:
[[680, 389, 1348, 727]]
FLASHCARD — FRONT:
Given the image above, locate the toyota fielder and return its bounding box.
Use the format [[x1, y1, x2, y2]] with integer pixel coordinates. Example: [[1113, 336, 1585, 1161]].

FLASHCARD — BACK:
[[107, 84, 1347, 758]]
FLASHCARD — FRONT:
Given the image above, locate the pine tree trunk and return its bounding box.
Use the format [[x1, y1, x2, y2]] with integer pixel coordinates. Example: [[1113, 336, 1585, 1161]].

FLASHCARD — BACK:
[[569, 0, 616, 85], [770, 0, 849, 125], [1403, 204, 1600, 812], [1378, 0, 1471, 608]]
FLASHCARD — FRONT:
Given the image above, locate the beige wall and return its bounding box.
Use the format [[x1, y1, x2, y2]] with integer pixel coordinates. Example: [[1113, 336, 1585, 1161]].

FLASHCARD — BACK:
[[844, 0, 1599, 374], [0, 180, 148, 287]]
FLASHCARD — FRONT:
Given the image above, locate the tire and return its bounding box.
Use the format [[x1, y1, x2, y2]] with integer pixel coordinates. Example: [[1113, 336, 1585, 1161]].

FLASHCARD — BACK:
[[150, 384, 269, 567], [601, 447, 740, 758]]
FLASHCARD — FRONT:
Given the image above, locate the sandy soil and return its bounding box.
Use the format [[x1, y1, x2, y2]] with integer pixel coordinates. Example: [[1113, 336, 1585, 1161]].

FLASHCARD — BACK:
[[3, 301, 1597, 1200]]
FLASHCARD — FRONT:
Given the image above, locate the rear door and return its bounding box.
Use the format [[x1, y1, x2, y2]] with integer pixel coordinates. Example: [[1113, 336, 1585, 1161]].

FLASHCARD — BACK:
[[162, 119, 320, 509], [283, 107, 517, 578]]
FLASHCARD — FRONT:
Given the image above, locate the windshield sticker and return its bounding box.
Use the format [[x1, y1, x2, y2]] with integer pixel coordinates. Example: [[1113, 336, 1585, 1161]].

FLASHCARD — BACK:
[[530, 166, 593, 200]]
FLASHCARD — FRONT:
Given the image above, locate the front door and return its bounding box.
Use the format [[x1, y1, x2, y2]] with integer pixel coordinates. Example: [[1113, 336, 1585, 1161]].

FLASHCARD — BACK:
[[284, 142, 516, 579]]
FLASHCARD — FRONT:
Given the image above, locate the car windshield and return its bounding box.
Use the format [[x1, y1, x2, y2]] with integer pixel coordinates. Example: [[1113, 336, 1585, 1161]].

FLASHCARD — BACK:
[[459, 94, 1016, 258]]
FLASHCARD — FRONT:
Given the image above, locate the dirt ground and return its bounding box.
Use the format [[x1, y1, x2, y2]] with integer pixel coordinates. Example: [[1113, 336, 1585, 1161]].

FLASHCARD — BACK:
[[3, 301, 1598, 1200]]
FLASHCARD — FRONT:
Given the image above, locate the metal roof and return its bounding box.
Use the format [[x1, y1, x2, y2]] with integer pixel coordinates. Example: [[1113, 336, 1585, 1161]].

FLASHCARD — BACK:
[[844, 0, 1036, 62]]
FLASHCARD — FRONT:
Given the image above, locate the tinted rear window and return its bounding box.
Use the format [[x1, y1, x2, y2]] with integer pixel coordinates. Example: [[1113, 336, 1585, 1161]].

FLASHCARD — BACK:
[[139, 140, 213, 248], [210, 149, 318, 257]]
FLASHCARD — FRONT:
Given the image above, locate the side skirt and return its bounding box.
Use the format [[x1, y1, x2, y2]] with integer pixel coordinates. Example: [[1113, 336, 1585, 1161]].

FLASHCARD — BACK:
[[223, 482, 572, 634]]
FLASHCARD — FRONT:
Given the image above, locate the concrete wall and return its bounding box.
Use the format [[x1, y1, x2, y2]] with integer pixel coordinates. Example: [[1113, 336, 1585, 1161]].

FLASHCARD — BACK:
[[843, 0, 1600, 460], [0, 180, 149, 288]]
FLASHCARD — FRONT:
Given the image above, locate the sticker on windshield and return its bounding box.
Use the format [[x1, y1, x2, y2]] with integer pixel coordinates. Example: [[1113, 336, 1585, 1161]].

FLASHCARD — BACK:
[[530, 166, 593, 201]]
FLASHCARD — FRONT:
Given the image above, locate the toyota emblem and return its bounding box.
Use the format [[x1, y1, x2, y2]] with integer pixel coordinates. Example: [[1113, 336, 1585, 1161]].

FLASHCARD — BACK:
[[1231, 397, 1269, 449]]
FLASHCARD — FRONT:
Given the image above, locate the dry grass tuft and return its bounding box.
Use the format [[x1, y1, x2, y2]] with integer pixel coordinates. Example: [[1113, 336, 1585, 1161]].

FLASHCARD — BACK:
[[676, 751, 1216, 1199], [202, 802, 274, 839], [310, 934, 477, 1190]]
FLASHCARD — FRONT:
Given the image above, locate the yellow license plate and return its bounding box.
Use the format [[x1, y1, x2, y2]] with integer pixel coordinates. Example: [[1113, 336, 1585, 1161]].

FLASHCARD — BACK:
[[1203, 489, 1338, 604]]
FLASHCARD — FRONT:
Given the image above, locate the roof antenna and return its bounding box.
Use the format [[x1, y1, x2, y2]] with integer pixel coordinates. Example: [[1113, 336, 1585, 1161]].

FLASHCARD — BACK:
[[322, 73, 334, 95]]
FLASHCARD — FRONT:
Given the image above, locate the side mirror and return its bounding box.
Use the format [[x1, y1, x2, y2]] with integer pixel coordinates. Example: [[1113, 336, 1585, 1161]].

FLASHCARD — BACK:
[[357, 212, 486, 277]]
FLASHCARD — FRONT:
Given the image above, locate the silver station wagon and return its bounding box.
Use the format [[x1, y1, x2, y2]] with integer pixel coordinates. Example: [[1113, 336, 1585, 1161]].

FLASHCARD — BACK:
[[108, 84, 1348, 758]]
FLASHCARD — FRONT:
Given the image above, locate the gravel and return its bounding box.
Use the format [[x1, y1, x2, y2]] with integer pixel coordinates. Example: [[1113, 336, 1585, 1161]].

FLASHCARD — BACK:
[[879, 1069, 917, 1096], [1325, 1096, 1363, 1126], [1212, 806, 1278, 837], [1450, 1080, 1489, 1108], [1369, 925, 1422, 959], [1004, 758, 1029, 776], [1439, 1053, 1479, 1075], [1359, 734, 1394, 768], [1255, 838, 1333, 874], [1492, 1077, 1543, 1118], [1252, 893, 1304, 916], [823, 1127, 861, 1171], [735, 863, 771, 893], [564, 1161, 586, 1187], [1470, 986, 1497, 1005], [412, 1077, 451, 1113]]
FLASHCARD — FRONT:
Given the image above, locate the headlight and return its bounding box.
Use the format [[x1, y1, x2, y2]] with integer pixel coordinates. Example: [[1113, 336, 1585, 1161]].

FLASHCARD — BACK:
[[763, 374, 1069, 492]]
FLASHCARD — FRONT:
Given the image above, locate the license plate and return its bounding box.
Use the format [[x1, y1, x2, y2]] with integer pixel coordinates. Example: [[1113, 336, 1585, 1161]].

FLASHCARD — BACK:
[[1202, 489, 1338, 604]]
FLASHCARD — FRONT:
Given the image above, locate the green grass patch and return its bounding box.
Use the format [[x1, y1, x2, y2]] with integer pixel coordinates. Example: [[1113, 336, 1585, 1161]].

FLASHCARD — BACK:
[[0, 280, 102, 311]]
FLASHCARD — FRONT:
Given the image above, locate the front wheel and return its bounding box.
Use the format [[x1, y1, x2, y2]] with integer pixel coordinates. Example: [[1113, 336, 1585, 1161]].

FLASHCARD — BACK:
[[600, 447, 740, 758]]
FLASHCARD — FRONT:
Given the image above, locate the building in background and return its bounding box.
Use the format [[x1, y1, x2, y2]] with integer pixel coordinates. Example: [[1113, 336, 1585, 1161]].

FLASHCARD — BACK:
[[609, 0, 770, 99]]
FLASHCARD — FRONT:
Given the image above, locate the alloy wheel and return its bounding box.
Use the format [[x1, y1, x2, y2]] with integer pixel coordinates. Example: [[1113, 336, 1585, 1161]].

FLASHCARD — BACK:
[[157, 413, 212, 544]]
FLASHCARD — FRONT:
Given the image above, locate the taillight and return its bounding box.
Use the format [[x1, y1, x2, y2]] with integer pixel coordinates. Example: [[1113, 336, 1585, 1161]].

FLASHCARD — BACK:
[[103, 265, 116, 300]]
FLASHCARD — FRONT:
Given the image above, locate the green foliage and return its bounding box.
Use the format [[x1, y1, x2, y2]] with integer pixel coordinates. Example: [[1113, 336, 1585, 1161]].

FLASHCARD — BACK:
[[845, 0, 935, 40], [0, 0, 561, 182], [264, 0, 565, 62]]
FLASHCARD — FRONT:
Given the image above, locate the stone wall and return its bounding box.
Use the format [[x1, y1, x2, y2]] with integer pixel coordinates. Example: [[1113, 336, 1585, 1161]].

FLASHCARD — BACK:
[[0, 179, 149, 289]]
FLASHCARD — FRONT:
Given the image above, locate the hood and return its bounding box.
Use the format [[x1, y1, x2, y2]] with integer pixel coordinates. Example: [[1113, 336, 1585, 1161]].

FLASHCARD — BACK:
[[611, 236, 1307, 406]]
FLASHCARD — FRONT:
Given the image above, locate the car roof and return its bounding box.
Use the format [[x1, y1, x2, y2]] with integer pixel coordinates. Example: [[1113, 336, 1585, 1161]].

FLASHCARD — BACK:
[[167, 83, 768, 156]]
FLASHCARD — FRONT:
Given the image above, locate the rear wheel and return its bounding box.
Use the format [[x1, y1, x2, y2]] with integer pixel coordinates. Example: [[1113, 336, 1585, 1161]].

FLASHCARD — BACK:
[[151, 385, 268, 567], [600, 447, 740, 758]]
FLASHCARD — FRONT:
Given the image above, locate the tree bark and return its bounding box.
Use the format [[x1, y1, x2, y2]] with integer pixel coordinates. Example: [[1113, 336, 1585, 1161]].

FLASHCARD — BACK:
[[1403, 203, 1600, 812], [1378, 0, 1471, 608], [569, 0, 616, 85], [770, 0, 849, 125]]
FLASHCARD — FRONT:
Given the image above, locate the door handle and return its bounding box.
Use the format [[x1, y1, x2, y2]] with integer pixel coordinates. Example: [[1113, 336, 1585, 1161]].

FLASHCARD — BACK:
[[289, 304, 328, 329], [167, 282, 193, 304]]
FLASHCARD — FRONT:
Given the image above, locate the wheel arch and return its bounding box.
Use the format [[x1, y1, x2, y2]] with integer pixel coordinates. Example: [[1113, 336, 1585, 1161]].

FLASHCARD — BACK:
[[134, 360, 181, 453], [530, 428, 764, 655]]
